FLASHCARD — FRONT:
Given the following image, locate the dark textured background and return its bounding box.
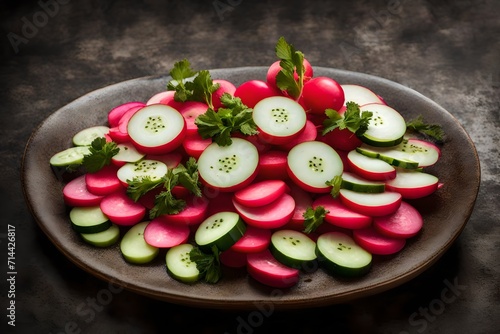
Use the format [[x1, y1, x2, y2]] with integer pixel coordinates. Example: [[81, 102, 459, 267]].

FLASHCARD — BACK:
[[1, 0, 499, 333]]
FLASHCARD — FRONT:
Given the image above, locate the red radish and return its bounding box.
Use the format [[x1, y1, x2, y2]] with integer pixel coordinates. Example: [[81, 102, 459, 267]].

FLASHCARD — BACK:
[[340, 84, 384, 106], [230, 225, 271, 253], [353, 226, 406, 255], [182, 133, 212, 159], [233, 80, 280, 108], [204, 191, 236, 216], [171, 185, 190, 199], [99, 190, 146, 226], [319, 127, 363, 152], [313, 195, 372, 229], [111, 142, 145, 167], [339, 189, 402, 217], [146, 91, 173, 105], [143, 217, 190, 248], [107, 127, 130, 143], [177, 101, 209, 136], [284, 182, 313, 230], [306, 112, 327, 127], [301, 77, 345, 115], [159, 195, 209, 226], [233, 179, 287, 207], [276, 120, 317, 151], [138, 186, 163, 210], [212, 79, 237, 110], [247, 249, 300, 288], [385, 169, 439, 199], [347, 150, 396, 181], [145, 152, 183, 169], [373, 201, 423, 239], [220, 248, 248, 268], [85, 165, 122, 196], [117, 104, 145, 135], [233, 132, 271, 154], [156, 91, 187, 111], [257, 150, 288, 181], [266, 59, 313, 93], [107, 101, 145, 128], [127, 104, 186, 155], [63, 175, 104, 207], [336, 149, 352, 172], [232, 193, 295, 229]]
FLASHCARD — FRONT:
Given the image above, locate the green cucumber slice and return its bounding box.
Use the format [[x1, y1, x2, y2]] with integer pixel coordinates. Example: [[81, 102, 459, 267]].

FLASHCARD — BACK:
[[49, 146, 91, 167], [80, 224, 120, 247], [341, 172, 385, 193], [69, 206, 111, 234], [269, 229, 317, 269], [356, 146, 419, 169], [72, 126, 110, 146], [165, 243, 200, 283], [194, 211, 246, 252], [120, 221, 159, 264], [359, 103, 407, 147], [116, 159, 168, 184], [316, 231, 372, 277]]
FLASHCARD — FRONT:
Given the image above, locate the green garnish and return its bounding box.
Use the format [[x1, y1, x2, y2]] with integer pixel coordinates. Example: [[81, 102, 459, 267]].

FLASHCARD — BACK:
[[325, 175, 343, 198], [275, 36, 305, 99], [81, 137, 119, 173], [148, 169, 186, 217], [322, 102, 373, 136], [189, 245, 222, 284], [303, 206, 329, 234], [126, 175, 165, 202], [195, 93, 258, 146], [406, 115, 445, 141]]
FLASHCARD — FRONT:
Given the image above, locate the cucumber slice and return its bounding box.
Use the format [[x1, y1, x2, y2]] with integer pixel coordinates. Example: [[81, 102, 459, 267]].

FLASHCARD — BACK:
[[197, 138, 259, 191], [316, 231, 372, 277], [112, 142, 146, 164], [72, 126, 110, 146], [49, 146, 91, 167], [69, 206, 111, 234], [120, 221, 159, 264], [341, 172, 385, 193], [194, 211, 246, 252], [80, 224, 120, 247], [358, 103, 407, 147], [341, 84, 384, 106], [269, 229, 317, 269], [116, 159, 168, 185], [165, 243, 200, 283]]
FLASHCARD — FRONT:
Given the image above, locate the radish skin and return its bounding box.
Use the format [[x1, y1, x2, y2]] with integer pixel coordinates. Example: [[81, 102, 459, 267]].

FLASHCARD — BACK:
[[313, 195, 372, 229], [246, 249, 300, 288], [353, 227, 406, 255], [373, 201, 423, 239], [233, 180, 287, 207], [85, 165, 122, 196], [63, 175, 104, 207], [143, 218, 190, 248], [230, 225, 272, 253], [233, 193, 295, 229], [257, 150, 288, 181], [100, 190, 146, 226]]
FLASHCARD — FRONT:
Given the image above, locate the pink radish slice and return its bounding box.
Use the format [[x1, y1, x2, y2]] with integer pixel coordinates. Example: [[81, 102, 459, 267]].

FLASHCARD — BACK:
[[85, 165, 123, 196], [232, 193, 295, 229], [146, 91, 173, 105], [313, 195, 372, 229], [108, 101, 145, 127], [353, 226, 406, 255], [246, 249, 300, 288], [385, 169, 439, 199], [204, 191, 236, 216], [277, 120, 317, 151], [233, 180, 287, 207], [63, 175, 104, 207], [117, 105, 144, 134], [182, 133, 212, 159], [220, 248, 248, 268], [143, 218, 190, 248], [347, 150, 396, 181], [145, 152, 183, 169], [336, 149, 352, 172], [138, 187, 163, 209], [319, 128, 363, 152], [100, 190, 146, 226], [212, 79, 237, 110], [283, 183, 313, 230], [171, 185, 190, 199], [107, 126, 131, 143], [177, 101, 209, 136], [373, 201, 423, 239], [230, 225, 272, 253], [339, 189, 402, 217], [159, 195, 209, 225], [257, 150, 288, 181]]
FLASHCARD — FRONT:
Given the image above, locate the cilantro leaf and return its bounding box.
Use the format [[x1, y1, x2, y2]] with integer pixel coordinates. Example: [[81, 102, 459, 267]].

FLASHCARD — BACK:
[[82, 137, 119, 173], [173, 157, 202, 197], [187, 70, 220, 109], [325, 174, 343, 198], [406, 115, 445, 141], [189, 245, 222, 284], [167, 59, 197, 102], [126, 175, 166, 202], [274, 36, 305, 99], [321, 102, 373, 136], [148, 169, 186, 218], [303, 206, 329, 234]]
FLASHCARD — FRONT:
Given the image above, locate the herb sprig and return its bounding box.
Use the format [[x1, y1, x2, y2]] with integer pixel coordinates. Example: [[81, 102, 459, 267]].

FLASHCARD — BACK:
[[82, 137, 119, 173], [275, 36, 306, 99], [406, 115, 445, 142], [189, 245, 222, 284], [303, 206, 330, 234], [322, 102, 373, 136]]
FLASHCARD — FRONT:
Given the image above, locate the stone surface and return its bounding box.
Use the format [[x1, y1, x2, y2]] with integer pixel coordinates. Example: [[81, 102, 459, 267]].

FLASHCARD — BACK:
[[1, 0, 499, 333]]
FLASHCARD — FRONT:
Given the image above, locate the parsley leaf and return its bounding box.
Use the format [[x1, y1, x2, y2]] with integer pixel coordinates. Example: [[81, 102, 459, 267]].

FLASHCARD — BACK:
[[148, 169, 186, 218], [195, 93, 257, 146], [82, 137, 119, 173], [189, 245, 222, 284], [167, 59, 197, 103], [187, 70, 220, 109], [126, 175, 166, 202], [406, 115, 445, 141], [173, 157, 202, 197], [322, 102, 373, 136], [325, 174, 343, 198], [275, 36, 305, 99], [303, 206, 329, 234]]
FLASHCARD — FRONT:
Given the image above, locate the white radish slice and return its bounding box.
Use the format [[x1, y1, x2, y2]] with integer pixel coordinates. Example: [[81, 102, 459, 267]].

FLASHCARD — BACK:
[[287, 141, 343, 193], [127, 104, 186, 154], [197, 138, 259, 192], [339, 189, 402, 217], [358, 103, 407, 147], [111, 142, 145, 167], [347, 150, 396, 181], [253, 96, 307, 145], [341, 84, 384, 106], [116, 159, 168, 186], [385, 169, 439, 199]]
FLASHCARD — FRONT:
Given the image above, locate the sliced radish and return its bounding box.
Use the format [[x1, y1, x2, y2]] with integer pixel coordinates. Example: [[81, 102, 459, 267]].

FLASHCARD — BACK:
[[117, 104, 145, 138], [319, 127, 363, 152], [257, 150, 288, 181], [212, 79, 237, 110], [107, 101, 145, 127], [385, 169, 439, 199], [146, 91, 174, 105], [276, 120, 317, 151], [111, 142, 145, 167], [358, 103, 407, 147], [287, 141, 343, 193], [233, 180, 287, 207], [234, 80, 281, 108], [313, 195, 372, 229], [230, 225, 271, 253], [159, 195, 209, 226], [246, 249, 300, 288], [197, 138, 259, 192], [116, 159, 168, 186], [253, 96, 307, 145], [145, 152, 183, 169], [100, 190, 146, 226], [353, 226, 406, 255], [204, 191, 236, 216], [127, 104, 186, 154], [347, 150, 396, 181], [232, 193, 295, 229], [301, 76, 345, 115], [232, 132, 271, 154], [220, 248, 248, 268], [63, 175, 104, 207], [177, 101, 209, 136], [182, 133, 212, 159], [85, 165, 122, 196], [339, 189, 402, 217], [373, 201, 423, 238], [341, 84, 384, 106], [143, 217, 190, 248], [285, 182, 313, 229]]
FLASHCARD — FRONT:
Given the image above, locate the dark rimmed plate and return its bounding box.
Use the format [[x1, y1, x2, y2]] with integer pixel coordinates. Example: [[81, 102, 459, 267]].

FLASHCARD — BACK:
[[21, 67, 480, 310]]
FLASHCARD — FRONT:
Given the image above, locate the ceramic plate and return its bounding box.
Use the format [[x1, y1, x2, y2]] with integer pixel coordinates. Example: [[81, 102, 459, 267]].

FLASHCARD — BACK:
[[21, 67, 480, 309]]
